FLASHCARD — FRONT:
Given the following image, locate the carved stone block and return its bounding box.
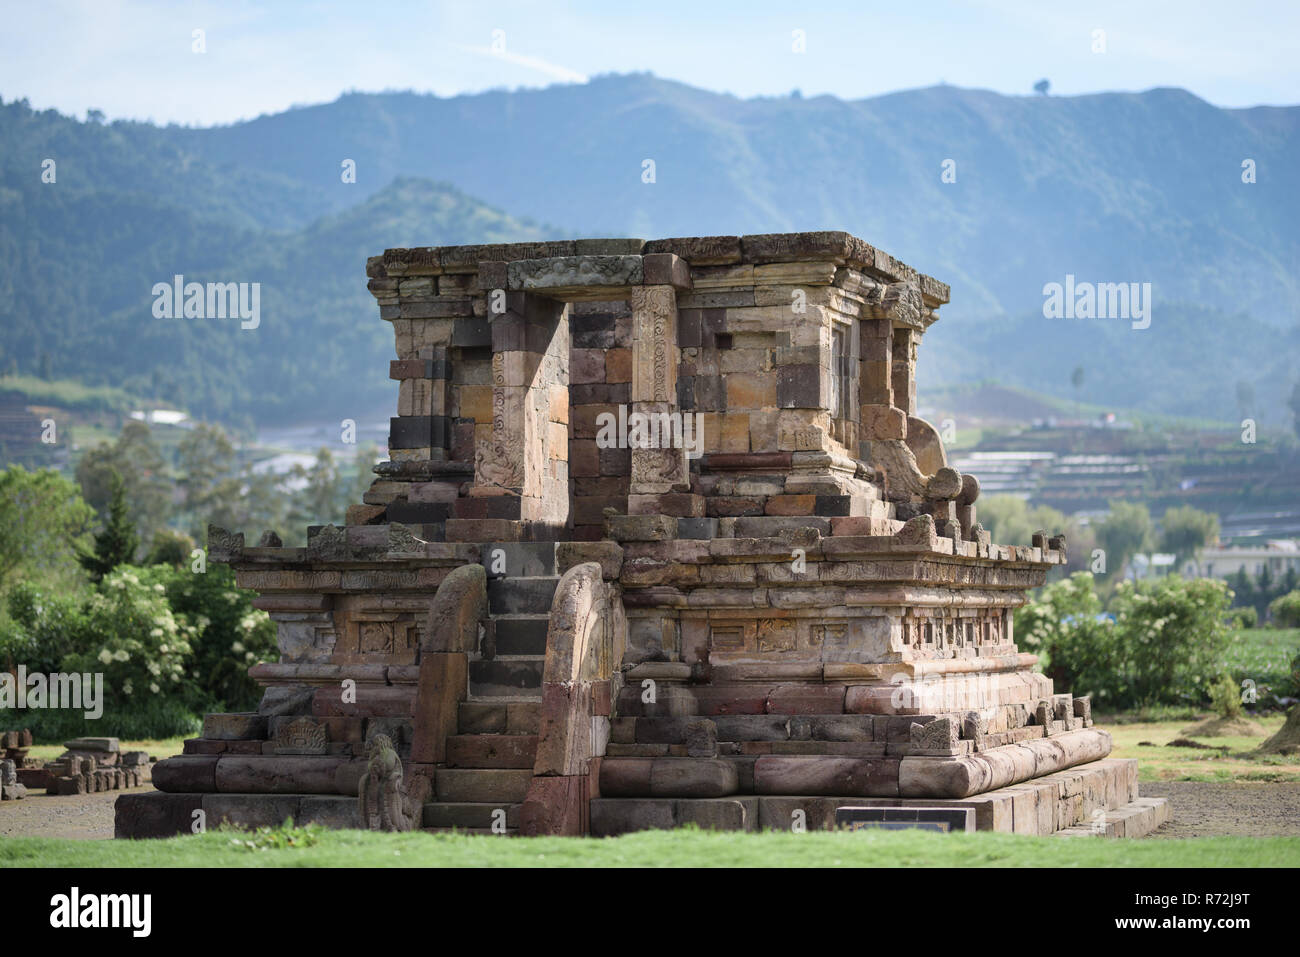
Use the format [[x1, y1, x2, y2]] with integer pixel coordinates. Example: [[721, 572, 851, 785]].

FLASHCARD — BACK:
[[273, 717, 328, 755]]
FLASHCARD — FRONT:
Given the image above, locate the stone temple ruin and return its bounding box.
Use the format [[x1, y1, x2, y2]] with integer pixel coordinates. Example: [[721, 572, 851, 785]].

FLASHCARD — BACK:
[[117, 232, 1169, 839]]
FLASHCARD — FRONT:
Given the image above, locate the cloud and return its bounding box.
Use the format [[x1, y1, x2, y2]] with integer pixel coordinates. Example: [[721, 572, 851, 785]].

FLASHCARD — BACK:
[[459, 44, 589, 84]]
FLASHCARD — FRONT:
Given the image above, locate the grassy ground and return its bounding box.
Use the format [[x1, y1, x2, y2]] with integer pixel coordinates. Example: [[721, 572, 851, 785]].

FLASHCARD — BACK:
[[1105, 713, 1300, 782], [3, 824, 1296, 868], [27, 736, 187, 764], [1092, 625, 1300, 783], [0, 374, 135, 414]]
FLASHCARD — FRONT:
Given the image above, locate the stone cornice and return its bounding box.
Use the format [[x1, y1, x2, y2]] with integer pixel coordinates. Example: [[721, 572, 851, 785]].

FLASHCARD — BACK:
[[367, 231, 948, 306]]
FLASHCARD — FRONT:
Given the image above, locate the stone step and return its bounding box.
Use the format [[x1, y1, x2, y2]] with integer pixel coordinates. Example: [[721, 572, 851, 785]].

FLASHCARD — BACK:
[[445, 734, 538, 769], [487, 576, 559, 615], [1056, 797, 1172, 839], [458, 700, 541, 735], [422, 801, 522, 829], [591, 797, 759, 836], [469, 657, 545, 697], [591, 776, 1158, 838], [434, 768, 533, 804], [487, 615, 550, 656], [421, 826, 518, 836], [479, 542, 557, 578], [728, 516, 831, 538]]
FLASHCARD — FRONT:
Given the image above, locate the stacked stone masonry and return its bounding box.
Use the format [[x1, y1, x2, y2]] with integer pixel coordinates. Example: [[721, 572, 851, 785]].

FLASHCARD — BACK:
[[115, 232, 1167, 839]]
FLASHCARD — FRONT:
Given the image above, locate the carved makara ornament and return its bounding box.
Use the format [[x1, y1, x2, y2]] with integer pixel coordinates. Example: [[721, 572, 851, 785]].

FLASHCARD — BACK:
[[909, 716, 959, 752], [207, 524, 244, 561], [307, 524, 348, 560]]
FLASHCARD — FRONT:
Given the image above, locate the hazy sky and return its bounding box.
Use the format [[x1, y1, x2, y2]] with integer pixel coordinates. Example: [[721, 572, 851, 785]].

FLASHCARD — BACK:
[[2, 0, 1296, 125]]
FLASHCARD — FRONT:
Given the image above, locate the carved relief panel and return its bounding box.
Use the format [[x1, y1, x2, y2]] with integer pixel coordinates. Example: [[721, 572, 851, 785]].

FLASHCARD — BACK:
[[706, 614, 896, 662], [330, 598, 425, 664]]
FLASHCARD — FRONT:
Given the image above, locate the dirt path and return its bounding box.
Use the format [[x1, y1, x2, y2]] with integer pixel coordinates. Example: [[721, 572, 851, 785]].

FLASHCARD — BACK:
[[1141, 781, 1300, 838], [0, 785, 154, 840]]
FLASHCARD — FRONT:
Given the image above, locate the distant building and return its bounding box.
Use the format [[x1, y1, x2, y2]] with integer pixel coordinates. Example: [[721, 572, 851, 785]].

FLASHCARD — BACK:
[[1181, 540, 1300, 579], [1127, 552, 1178, 579], [129, 409, 189, 426]]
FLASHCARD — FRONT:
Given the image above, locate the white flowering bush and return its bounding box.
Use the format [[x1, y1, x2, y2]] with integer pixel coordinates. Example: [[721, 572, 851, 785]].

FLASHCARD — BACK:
[[4, 561, 276, 738], [62, 568, 194, 710], [143, 563, 278, 711]]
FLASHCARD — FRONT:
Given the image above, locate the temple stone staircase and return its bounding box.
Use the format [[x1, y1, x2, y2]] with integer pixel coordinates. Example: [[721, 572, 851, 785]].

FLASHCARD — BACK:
[[422, 544, 559, 835]]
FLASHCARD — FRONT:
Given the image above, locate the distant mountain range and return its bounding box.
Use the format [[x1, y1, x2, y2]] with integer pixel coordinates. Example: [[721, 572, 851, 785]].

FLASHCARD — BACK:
[[1, 75, 1296, 429]]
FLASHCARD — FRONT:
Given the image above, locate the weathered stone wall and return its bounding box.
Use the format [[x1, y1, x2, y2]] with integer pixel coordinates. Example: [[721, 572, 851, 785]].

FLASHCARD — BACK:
[[568, 300, 634, 540], [360, 232, 957, 543]]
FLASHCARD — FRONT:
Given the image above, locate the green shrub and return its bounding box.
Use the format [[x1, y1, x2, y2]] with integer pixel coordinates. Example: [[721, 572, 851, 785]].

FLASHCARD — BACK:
[[1209, 673, 1244, 718], [1014, 573, 1116, 696], [1227, 606, 1257, 629], [2, 560, 276, 736], [1015, 573, 1232, 709], [144, 529, 196, 568], [1108, 575, 1232, 707], [1269, 590, 1300, 628], [1, 581, 88, 676]]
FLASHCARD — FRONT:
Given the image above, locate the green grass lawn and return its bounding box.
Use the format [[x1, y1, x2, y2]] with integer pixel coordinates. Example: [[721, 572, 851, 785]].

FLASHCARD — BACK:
[[1105, 714, 1300, 782], [3, 825, 1296, 868], [1223, 627, 1300, 692]]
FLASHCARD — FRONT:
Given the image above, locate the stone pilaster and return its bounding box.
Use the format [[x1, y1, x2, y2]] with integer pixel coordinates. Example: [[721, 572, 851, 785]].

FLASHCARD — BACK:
[[859, 317, 894, 409], [629, 285, 688, 496], [891, 326, 918, 417], [466, 292, 570, 526]]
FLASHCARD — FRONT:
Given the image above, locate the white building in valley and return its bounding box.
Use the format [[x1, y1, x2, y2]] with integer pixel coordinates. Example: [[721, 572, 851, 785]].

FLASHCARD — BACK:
[[1181, 540, 1300, 580]]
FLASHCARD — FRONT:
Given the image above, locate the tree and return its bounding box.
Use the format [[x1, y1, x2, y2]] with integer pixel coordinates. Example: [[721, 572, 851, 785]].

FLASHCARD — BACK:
[[974, 495, 1067, 547], [1158, 505, 1220, 565], [1283, 566, 1299, 597], [77, 470, 139, 581], [176, 423, 244, 538], [76, 421, 172, 546], [1034, 78, 1050, 96], [1258, 563, 1273, 597], [144, 528, 195, 567], [1231, 566, 1255, 607], [236, 466, 288, 542], [0, 465, 96, 593], [1071, 366, 1084, 391], [287, 447, 344, 530], [345, 442, 380, 514], [1096, 501, 1153, 579]]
